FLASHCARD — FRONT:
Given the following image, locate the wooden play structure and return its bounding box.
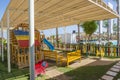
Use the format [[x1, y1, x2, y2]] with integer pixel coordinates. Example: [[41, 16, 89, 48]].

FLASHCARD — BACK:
[[10, 23, 82, 68], [10, 23, 42, 68]]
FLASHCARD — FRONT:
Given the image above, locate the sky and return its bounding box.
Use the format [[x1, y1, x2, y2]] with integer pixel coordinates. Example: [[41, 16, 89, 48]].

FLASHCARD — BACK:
[[0, 0, 10, 21], [0, 0, 117, 38], [0, 0, 10, 39]]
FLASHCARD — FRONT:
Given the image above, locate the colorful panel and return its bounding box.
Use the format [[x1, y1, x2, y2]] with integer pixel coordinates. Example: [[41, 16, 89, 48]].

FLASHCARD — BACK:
[[18, 40, 40, 47], [16, 35, 37, 40], [14, 30, 38, 35], [14, 30, 29, 35]]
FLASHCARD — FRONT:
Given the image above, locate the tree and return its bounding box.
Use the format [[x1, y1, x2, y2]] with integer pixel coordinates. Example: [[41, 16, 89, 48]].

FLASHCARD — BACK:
[[81, 20, 98, 56], [113, 23, 117, 31], [113, 0, 120, 56], [81, 20, 98, 40], [103, 20, 109, 28]]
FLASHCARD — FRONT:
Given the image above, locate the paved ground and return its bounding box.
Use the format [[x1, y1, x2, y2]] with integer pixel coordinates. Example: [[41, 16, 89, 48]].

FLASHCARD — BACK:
[[46, 69, 72, 80], [101, 61, 120, 80]]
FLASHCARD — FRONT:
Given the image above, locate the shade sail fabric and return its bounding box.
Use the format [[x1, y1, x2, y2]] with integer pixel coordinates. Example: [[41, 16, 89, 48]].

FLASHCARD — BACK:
[[0, 0, 119, 30]]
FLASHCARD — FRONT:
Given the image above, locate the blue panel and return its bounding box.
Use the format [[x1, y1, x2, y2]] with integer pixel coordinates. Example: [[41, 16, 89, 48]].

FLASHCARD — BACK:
[[43, 38, 54, 51], [14, 30, 29, 35]]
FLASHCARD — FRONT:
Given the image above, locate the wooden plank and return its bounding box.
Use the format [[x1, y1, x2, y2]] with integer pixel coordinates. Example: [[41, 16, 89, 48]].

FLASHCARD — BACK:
[[35, 0, 85, 20], [35, 8, 105, 26], [35, 0, 90, 22], [1, 0, 119, 30], [36, 12, 115, 30]]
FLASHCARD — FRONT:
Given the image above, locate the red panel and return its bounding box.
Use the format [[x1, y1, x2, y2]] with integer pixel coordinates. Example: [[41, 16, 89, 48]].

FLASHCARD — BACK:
[[18, 40, 40, 47]]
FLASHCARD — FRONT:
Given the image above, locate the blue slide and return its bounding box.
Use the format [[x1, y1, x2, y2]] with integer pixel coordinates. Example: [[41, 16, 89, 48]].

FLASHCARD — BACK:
[[43, 38, 54, 51]]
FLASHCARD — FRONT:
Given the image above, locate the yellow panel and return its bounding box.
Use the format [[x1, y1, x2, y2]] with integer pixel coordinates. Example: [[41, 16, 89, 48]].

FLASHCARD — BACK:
[[16, 36, 37, 40]]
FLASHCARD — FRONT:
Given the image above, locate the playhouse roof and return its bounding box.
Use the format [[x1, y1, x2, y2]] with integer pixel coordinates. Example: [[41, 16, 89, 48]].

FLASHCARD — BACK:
[[1, 0, 119, 30]]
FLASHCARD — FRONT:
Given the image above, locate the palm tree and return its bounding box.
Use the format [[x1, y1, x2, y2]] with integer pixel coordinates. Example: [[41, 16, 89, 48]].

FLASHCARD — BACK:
[[103, 20, 109, 28], [113, 0, 120, 56], [103, 20, 110, 41], [113, 22, 117, 31]]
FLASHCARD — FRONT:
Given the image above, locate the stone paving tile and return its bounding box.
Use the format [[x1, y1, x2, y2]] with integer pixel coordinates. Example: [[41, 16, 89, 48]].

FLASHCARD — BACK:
[[69, 58, 96, 69], [106, 71, 118, 76], [116, 63, 120, 66], [46, 69, 64, 78], [101, 75, 114, 80], [101, 61, 120, 80], [110, 68, 119, 72], [46, 69, 72, 80], [113, 65, 120, 69]]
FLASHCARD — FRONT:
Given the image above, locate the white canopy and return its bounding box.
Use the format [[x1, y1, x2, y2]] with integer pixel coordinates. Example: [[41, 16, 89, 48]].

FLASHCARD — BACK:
[[0, 0, 119, 30]]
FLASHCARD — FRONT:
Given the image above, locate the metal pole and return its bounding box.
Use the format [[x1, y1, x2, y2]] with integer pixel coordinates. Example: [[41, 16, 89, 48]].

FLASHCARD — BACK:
[[64, 27, 66, 44], [117, 0, 120, 56], [29, 0, 35, 80], [56, 28, 58, 47], [7, 10, 11, 72], [64, 27, 66, 49], [0, 23, 1, 56], [1, 22, 4, 62], [99, 20, 102, 44], [78, 24, 80, 43], [107, 20, 110, 42]]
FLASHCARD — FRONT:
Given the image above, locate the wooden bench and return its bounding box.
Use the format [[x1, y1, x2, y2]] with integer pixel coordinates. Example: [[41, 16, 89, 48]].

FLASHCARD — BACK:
[[43, 50, 63, 64], [60, 50, 81, 66]]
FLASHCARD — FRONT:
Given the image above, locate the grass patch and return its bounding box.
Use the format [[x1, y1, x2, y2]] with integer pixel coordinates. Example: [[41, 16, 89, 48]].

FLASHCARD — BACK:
[[0, 60, 46, 80], [57, 63, 116, 80], [57, 67, 73, 73]]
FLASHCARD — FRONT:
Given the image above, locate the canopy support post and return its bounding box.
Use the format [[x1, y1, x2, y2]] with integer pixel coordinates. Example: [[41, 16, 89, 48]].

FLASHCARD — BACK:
[[28, 0, 35, 80], [117, 0, 120, 56], [99, 20, 103, 44], [1, 22, 4, 62], [77, 24, 80, 43], [7, 10, 11, 73]]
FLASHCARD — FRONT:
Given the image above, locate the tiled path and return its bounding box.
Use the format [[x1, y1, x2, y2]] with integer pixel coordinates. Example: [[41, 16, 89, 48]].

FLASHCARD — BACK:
[[46, 69, 72, 80], [101, 61, 120, 80]]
